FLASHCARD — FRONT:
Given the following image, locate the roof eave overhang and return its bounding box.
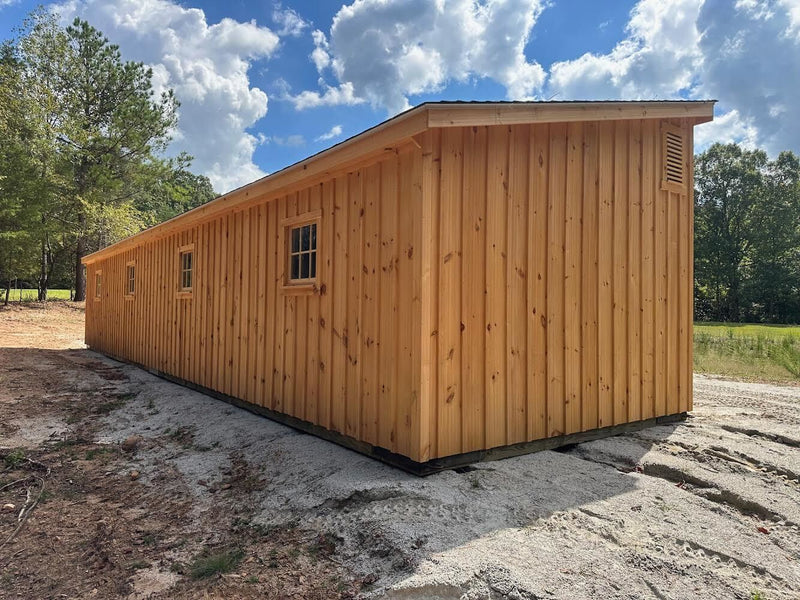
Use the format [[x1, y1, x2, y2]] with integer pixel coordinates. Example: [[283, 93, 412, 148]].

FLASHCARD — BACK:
[[83, 100, 715, 265]]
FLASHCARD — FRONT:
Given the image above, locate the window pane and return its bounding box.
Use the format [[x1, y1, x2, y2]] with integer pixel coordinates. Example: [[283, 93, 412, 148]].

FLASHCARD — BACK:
[[301, 225, 310, 251], [291, 227, 300, 252], [301, 253, 309, 279], [291, 254, 300, 279], [310, 224, 317, 250], [186, 269, 192, 289], [310, 251, 316, 278], [186, 252, 192, 270]]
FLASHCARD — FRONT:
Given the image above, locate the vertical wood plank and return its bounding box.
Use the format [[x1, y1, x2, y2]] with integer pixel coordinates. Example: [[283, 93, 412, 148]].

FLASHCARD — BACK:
[[438, 128, 464, 457], [612, 121, 629, 425], [597, 121, 614, 428], [318, 181, 334, 428], [484, 125, 508, 449], [628, 120, 643, 423], [419, 129, 441, 462], [346, 171, 363, 438], [378, 160, 399, 450], [306, 186, 322, 421], [507, 124, 529, 445], [641, 120, 656, 421], [528, 124, 548, 441], [547, 123, 567, 438], [581, 121, 599, 432], [397, 152, 417, 458], [564, 122, 584, 435], [331, 176, 349, 434], [460, 125, 487, 452]]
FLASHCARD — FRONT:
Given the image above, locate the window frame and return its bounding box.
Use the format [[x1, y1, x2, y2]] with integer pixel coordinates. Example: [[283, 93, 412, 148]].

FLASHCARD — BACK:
[[94, 269, 102, 301], [660, 123, 686, 193], [281, 210, 321, 295], [177, 243, 194, 298], [125, 261, 136, 298]]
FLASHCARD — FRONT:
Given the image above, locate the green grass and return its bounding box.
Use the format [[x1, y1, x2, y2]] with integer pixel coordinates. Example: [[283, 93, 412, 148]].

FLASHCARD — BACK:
[[3, 288, 72, 301], [694, 322, 800, 383], [188, 547, 244, 580]]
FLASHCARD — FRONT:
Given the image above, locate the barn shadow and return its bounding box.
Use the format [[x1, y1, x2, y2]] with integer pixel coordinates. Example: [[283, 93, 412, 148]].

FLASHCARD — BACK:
[[2, 345, 688, 590]]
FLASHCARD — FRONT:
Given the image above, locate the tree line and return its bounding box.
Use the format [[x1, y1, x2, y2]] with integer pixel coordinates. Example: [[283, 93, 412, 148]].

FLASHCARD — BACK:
[[0, 10, 215, 304], [2, 13, 799, 323], [695, 144, 800, 324]]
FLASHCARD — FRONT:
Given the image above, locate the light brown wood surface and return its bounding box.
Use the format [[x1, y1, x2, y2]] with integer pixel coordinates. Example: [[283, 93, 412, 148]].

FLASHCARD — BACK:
[[85, 115, 697, 463]]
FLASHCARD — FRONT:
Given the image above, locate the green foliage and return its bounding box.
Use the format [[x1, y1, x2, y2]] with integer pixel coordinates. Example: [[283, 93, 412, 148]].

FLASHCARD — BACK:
[[0, 10, 216, 300], [695, 144, 800, 323], [3, 449, 26, 469], [189, 547, 244, 579]]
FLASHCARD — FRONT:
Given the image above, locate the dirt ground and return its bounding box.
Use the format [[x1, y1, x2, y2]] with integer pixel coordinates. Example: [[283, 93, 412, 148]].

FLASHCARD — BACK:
[[1, 303, 798, 600]]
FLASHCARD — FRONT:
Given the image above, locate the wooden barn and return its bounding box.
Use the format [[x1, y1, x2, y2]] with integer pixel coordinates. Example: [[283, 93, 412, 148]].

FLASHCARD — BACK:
[[83, 100, 715, 473]]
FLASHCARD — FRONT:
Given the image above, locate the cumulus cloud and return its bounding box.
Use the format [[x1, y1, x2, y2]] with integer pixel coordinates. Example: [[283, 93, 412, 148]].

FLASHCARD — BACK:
[[548, 0, 703, 100], [314, 124, 343, 142], [290, 81, 364, 110], [55, 0, 279, 193], [696, 0, 800, 155], [310, 30, 331, 73], [298, 0, 547, 114], [547, 0, 800, 155], [272, 3, 308, 37]]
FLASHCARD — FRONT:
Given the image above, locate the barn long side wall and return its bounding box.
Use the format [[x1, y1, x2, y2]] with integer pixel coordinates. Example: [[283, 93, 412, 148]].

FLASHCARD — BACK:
[[85, 145, 424, 460], [419, 119, 694, 461]]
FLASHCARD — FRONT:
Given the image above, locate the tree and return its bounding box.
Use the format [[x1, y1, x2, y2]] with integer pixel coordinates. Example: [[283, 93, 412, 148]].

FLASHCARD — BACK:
[[14, 13, 178, 300], [694, 144, 800, 323]]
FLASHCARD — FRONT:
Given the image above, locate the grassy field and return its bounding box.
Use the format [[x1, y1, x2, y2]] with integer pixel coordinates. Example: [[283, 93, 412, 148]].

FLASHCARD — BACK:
[[3, 288, 72, 301], [694, 322, 800, 382]]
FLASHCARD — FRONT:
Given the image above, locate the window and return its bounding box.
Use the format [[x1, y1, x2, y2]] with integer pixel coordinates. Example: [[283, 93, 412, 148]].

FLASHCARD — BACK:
[[179, 248, 193, 291], [288, 222, 318, 283], [125, 262, 135, 296], [661, 124, 685, 191], [94, 270, 102, 300]]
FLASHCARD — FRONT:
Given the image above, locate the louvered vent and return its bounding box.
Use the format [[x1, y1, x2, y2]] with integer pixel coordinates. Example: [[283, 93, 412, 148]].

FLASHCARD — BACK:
[[663, 128, 684, 187]]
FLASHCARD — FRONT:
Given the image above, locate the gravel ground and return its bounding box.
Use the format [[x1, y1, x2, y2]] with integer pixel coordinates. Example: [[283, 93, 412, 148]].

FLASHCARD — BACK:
[[2, 304, 798, 599], [95, 366, 800, 600]]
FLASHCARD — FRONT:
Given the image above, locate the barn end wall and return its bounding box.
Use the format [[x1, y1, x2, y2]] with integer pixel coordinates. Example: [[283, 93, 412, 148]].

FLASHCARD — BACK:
[[85, 143, 425, 460], [419, 119, 695, 461]]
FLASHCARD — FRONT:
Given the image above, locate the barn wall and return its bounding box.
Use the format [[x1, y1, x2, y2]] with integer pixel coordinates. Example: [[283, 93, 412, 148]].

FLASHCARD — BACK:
[[418, 119, 694, 461], [85, 144, 424, 460]]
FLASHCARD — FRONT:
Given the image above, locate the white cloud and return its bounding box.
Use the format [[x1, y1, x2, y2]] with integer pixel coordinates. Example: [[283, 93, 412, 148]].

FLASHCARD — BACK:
[[55, 0, 279, 193], [694, 109, 758, 150], [0, 0, 21, 7], [310, 30, 331, 73], [289, 81, 364, 110], [696, 0, 800, 155], [298, 0, 547, 114], [272, 3, 308, 37], [548, 0, 703, 100], [263, 134, 306, 147], [314, 124, 343, 142], [547, 0, 800, 155]]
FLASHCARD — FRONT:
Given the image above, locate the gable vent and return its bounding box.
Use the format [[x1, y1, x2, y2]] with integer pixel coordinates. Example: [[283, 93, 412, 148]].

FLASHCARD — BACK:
[[662, 125, 685, 190]]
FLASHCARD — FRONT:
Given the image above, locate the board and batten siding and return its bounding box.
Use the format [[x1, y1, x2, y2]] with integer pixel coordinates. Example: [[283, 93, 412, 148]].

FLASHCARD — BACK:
[[85, 115, 695, 465], [85, 144, 424, 460], [417, 118, 693, 461]]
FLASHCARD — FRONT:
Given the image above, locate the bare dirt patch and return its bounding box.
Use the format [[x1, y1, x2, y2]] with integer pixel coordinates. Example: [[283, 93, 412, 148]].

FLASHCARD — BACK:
[[1, 303, 799, 599], [0, 303, 360, 599]]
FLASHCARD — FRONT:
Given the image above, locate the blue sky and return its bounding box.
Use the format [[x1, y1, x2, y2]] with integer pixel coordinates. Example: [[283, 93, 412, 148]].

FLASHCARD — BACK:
[[1, 0, 798, 193]]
